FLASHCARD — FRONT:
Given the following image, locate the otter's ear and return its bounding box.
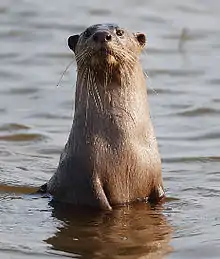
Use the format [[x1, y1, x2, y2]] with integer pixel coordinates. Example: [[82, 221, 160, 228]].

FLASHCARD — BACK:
[[134, 33, 146, 48], [68, 35, 80, 52]]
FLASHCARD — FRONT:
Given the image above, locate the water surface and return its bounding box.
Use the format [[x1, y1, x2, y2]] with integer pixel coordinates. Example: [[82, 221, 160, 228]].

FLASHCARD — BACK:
[[0, 0, 220, 258]]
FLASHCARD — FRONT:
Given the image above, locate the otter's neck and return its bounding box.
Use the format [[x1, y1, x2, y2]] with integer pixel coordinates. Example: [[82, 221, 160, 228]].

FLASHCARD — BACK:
[[76, 62, 147, 107], [73, 62, 150, 134]]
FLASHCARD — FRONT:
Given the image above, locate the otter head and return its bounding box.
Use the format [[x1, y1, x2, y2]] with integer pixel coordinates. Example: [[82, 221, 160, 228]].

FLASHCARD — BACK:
[[68, 23, 146, 72]]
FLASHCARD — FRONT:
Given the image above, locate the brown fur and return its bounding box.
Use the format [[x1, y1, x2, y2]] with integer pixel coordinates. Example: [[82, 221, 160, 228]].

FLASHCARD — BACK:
[[45, 23, 165, 210]]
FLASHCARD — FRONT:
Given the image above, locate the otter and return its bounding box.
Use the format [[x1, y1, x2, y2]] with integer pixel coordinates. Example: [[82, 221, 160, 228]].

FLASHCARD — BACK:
[[40, 23, 165, 210]]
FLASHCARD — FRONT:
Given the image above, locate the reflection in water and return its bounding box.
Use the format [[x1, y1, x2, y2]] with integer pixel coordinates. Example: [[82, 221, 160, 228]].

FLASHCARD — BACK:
[[46, 202, 172, 259]]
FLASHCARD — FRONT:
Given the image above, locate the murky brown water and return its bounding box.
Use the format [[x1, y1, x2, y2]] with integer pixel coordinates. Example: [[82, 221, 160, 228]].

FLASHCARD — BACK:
[[0, 0, 220, 258]]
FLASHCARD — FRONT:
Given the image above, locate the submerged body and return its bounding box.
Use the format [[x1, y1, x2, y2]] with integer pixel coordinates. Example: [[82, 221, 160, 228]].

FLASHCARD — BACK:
[[43, 23, 164, 210]]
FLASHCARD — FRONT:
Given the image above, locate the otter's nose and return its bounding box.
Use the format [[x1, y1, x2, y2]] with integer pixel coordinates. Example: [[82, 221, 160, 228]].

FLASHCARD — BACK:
[[93, 31, 112, 43]]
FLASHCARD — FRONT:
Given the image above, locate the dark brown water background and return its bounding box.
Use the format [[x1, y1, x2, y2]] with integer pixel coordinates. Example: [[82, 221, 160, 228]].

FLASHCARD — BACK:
[[0, 0, 220, 258]]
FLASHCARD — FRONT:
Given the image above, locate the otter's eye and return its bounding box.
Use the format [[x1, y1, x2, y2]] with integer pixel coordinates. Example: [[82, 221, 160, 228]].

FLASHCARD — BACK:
[[84, 29, 91, 39], [116, 29, 124, 37]]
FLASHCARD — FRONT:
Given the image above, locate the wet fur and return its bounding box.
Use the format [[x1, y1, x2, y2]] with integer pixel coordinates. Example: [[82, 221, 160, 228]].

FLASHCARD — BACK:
[[45, 24, 164, 210]]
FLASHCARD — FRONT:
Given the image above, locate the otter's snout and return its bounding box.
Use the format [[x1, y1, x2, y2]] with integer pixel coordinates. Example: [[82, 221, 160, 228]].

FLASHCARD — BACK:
[[93, 31, 112, 43]]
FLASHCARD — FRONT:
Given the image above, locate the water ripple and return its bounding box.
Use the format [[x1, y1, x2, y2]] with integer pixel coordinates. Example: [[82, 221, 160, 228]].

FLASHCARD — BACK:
[[163, 156, 220, 163], [0, 123, 30, 131], [0, 184, 38, 195], [88, 8, 111, 16], [177, 107, 219, 117], [7, 88, 39, 95], [0, 133, 46, 142], [30, 113, 71, 120], [181, 187, 220, 197], [147, 69, 204, 78]]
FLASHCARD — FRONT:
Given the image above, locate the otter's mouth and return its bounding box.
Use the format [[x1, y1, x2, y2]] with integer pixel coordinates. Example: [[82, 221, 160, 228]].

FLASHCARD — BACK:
[[90, 46, 117, 66], [96, 47, 113, 57]]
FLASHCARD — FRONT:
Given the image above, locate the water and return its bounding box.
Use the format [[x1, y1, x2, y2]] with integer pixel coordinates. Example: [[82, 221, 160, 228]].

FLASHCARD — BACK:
[[0, 0, 220, 258]]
